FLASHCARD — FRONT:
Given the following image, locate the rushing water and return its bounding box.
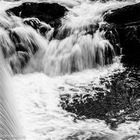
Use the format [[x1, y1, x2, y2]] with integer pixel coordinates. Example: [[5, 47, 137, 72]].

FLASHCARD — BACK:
[[0, 0, 140, 140]]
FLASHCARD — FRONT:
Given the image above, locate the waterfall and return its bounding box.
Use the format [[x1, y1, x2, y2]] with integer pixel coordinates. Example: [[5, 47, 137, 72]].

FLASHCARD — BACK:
[[0, 1, 138, 140], [0, 47, 22, 139], [0, 1, 123, 76], [42, 29, 115, 76]]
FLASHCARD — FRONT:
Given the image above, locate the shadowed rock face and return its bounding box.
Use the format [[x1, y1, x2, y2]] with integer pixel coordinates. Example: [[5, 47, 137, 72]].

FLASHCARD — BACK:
[[104, 3, 140, 25], [103, 2, 140, 65], [118, 26, 140, 65], [7, 2, 68, 30]]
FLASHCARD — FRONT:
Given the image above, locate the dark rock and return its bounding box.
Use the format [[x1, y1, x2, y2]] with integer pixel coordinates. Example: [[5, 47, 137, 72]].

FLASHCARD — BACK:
[[6, 2, 68, 30], [23, 17, 54, 39], [23, 18, 41, 30], [118, 26, 140, 65], [60, 67, 140, 127], [103, 3, 140, 65], [104, 3, 140, 26]]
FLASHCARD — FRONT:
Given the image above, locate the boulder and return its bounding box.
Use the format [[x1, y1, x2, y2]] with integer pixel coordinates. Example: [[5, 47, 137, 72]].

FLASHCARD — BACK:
[[6, 2, 68, 29], [104, 2, 140, 25], [103, 2, 140, 65]]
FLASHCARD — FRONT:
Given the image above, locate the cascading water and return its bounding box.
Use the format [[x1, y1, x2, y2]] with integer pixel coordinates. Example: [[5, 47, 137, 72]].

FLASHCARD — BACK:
[[0, 11, 116, 75], [0, 46, 22, 139], [0, 0, 140, 140]]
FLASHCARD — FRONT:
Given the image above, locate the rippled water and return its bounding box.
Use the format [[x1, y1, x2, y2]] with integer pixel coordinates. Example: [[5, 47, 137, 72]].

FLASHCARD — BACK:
[[12, 58, 140, 140], [12, 59, 123, 140]]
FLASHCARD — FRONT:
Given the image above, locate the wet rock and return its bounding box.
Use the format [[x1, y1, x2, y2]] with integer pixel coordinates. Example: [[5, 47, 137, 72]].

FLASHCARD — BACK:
[[23, 17, 54, 39], [6, 2, 68, 30], [23, 18, 41, 30], [104, 3, 140, 25], [117, 26, 140, 65], [60, 67, 140, 127], [103, 3, 140, 65]]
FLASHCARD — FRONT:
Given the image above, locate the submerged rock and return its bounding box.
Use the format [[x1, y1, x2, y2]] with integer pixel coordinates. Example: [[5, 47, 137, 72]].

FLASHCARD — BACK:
[[23, 17, 54, 40], [60, 67, 140, 128]]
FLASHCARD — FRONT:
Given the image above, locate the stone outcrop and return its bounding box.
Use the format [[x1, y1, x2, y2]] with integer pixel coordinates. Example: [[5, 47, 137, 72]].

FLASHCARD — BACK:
[[7, 2, 68, 30], [104, 2, 140, 65], [104, 2, 140, 25]]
